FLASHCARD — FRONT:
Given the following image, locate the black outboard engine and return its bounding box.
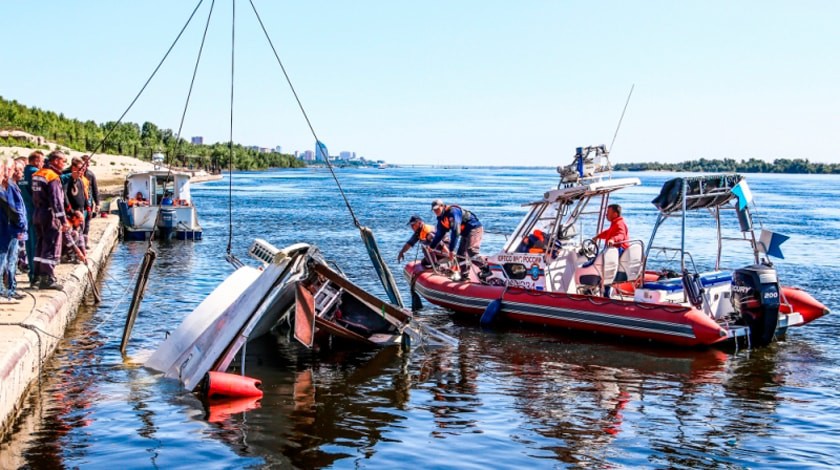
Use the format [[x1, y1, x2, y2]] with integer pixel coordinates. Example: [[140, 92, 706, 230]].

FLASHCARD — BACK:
[[731, 264, 781, 346]]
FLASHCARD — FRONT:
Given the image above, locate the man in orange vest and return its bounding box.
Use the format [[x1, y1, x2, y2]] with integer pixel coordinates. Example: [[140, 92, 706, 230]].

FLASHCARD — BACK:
[[397, 214, 446, 266], [31, 151, 70, 290]]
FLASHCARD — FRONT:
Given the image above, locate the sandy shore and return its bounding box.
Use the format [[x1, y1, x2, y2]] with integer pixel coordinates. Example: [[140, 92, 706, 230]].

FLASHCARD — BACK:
[[0, 135, 220, 196]]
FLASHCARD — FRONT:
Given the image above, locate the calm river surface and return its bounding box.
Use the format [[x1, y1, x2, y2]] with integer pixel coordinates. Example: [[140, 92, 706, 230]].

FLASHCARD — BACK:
[[3, 168, 839, 469]]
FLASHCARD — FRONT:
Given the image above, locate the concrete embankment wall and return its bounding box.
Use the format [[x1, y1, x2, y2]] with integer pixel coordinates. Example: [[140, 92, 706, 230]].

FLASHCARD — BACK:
[[0, 213, 119, 439]]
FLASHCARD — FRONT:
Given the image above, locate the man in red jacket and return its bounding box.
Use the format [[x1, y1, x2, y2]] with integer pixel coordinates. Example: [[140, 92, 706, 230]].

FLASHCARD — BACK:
[[593, 204, 629, 253]]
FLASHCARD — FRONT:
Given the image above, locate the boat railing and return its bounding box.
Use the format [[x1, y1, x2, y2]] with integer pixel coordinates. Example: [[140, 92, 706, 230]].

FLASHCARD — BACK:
[[420, 245, 457, 276], [313, 281, 343, 317], [420, 245, 490, 281]]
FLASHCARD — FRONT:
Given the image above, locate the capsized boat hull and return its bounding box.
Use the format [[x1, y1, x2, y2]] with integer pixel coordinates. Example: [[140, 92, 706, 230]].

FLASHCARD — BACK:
[[406, 262, 823, 347]]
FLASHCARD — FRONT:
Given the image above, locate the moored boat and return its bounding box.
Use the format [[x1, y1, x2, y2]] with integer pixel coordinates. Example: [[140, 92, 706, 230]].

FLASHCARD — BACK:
[[116, 169, 202, 240], [406, 147, 830, 348]]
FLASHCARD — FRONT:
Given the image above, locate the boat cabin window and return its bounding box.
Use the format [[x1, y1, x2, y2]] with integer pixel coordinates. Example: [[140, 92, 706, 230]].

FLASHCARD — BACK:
[[557, 223, 577, 240], [153, 176, 170, 205], [504, 203, 559, 253]]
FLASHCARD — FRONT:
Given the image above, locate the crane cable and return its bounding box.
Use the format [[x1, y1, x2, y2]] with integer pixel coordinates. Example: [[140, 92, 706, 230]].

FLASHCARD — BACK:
[[226, 0, 236, 255], [247, 0, 361, 229], [245, 1, 403, 306]]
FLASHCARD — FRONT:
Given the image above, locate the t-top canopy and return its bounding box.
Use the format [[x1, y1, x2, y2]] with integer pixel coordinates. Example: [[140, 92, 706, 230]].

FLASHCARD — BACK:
[[652, 174, 743, 213]]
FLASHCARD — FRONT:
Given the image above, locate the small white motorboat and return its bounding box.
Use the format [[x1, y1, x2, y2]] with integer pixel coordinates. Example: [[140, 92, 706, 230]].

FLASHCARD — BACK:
[[117, 169, 202, 240]]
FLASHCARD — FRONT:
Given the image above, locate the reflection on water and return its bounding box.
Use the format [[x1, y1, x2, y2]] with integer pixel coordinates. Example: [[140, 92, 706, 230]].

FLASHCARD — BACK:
[[3, 169, 839, 468]]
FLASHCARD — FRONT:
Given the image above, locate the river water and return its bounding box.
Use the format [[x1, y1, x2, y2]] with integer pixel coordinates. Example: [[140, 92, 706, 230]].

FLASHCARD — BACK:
[[3, 168, 839, 468]]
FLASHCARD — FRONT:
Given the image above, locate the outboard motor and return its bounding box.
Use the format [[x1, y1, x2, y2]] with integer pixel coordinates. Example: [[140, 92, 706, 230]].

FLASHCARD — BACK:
[[159, 208, 177, 240], [731, 264, 781, 346]]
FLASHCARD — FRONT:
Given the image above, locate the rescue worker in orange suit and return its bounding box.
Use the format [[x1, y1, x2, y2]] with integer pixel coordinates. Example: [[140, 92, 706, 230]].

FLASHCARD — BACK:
[[397, 214, 446, 267], [32, 151, 70, 290], [593, 203, 629, 255], [429, 199, 483, 280], [517, 229, 547, 253]]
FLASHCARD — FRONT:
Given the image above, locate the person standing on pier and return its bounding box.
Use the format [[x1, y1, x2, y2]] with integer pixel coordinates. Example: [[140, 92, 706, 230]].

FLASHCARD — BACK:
[[18, 151, 43, 287], [0, 159, 29, 299], [32, 151, 70, 290], [63, 154, 98, 246], [63, 157, 90, 240]]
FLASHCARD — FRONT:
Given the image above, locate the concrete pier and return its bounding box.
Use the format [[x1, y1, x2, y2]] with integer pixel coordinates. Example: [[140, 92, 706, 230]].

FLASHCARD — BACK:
[[0, 213, 119, 438]]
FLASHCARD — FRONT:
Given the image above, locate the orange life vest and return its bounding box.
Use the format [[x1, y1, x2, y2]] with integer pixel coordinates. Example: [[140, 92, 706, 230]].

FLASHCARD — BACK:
[[418, 223, 434, 243], [81, 175, 90, 200], [527, 230, 546, 253]]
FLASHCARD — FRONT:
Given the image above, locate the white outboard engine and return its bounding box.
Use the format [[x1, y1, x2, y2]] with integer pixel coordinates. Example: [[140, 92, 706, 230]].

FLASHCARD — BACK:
[[731, 264, 781, 346]]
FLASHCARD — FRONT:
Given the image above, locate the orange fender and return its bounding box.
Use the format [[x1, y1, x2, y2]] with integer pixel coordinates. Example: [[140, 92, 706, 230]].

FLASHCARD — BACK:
[[204, 371, 263, 398]]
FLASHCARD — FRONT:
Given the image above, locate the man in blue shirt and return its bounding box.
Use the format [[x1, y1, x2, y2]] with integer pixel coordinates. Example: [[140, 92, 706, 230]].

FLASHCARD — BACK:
[[0, 159, 28, 299], [429, 199, 483, 281]]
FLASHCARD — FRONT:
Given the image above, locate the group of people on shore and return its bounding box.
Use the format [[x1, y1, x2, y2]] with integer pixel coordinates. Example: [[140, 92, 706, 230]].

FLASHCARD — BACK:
[[0, 150, 99, 299], [397, 198, 628, 282]]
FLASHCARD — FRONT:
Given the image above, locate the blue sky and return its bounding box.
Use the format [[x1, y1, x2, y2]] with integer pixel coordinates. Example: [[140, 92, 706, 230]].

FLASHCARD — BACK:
[[2, 1, 838, 165]]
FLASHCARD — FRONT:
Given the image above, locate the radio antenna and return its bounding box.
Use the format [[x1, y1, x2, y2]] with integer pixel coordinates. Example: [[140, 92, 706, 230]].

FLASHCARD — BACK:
[[609, 84, 635, 153]]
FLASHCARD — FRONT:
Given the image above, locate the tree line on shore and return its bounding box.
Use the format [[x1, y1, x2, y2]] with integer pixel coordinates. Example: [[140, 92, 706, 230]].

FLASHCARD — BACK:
[[615, 157, 840, 174], [0, 96, 306, 171]]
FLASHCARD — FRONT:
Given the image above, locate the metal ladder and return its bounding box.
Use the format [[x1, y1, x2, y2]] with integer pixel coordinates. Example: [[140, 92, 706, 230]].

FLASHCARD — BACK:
[[313, 281, 343, 317]]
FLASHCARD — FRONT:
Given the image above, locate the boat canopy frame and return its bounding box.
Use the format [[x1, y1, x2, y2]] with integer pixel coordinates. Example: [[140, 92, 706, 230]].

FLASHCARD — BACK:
[[645, 174, 761, 273], [503, 177, 641, 255]]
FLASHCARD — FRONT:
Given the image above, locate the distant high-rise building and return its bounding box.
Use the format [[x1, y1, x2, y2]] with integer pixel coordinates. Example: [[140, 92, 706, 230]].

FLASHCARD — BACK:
[[339, 151, 352, 160], [191, 136, 203, 145], [302, 150, 315, 161]]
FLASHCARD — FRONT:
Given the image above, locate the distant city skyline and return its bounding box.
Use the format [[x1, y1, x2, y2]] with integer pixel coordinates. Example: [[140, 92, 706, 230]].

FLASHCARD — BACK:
[[2, 2, 838, 165], [194, 135, 373, 163]]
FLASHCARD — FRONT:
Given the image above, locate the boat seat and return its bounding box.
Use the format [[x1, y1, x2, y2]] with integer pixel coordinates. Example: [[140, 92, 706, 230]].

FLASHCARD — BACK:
[[615, 242, 644, 283], [599, 247, 621, 286]]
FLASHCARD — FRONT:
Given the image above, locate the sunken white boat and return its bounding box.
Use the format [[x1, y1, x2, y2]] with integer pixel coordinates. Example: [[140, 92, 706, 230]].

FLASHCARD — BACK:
[[145, 239, 454, 392]]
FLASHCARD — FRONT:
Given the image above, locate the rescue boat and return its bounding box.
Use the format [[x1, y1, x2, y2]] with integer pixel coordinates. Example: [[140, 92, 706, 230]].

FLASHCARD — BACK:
[[406, 146, 830, 348]]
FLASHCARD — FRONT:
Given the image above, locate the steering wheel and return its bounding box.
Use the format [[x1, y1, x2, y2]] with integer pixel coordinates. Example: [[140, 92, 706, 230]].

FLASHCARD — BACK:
[[579, 238, 600, 264]]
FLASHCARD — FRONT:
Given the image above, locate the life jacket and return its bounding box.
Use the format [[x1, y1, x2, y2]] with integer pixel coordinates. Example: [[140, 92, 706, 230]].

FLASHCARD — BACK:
[[439, 205, 473, 232], [417, 223, 434, 243], [528, 230, 546, 253], [81, 175, 91, 201]]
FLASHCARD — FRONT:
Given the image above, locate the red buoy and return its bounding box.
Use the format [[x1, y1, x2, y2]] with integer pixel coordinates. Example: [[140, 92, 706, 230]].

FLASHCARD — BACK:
[[204, 371, 263, 398]]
